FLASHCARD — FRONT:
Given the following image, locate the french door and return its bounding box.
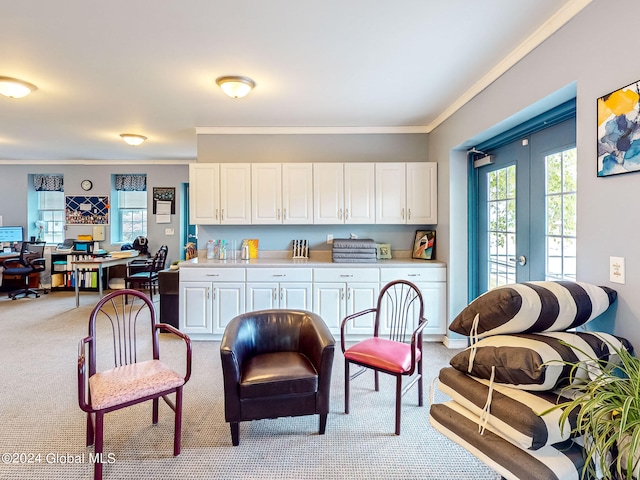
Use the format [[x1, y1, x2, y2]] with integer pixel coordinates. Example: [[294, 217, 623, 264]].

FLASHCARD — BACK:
[[473, 117, 576, 296]]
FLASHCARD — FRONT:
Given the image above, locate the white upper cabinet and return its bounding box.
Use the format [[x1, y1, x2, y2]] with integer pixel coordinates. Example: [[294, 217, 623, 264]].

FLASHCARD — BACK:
[[189, 163, 220, 224], [220, 163, 251, 225], [375, 163, 406, 224], [375, 162, 437, 224], [314, 163, 344, 224], [282, 163, 313, 224], [344, 163, 375, 224], [314, 163, 375, 224], [252, 163, 282, 224], [406, 162, 437, 224], [252, 163, 313, 224]]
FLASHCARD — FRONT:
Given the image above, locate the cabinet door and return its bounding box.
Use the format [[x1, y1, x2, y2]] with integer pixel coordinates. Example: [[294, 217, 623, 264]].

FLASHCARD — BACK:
[[407, 162, 437, 224], [246, 282, 278, 311], [212, 282, 246, 334], [280, 282, 312, 311], [179, 281, 213, 334], [344, 163, 375, 224], [312, 282, 345, 333], [313, 163, 344, 224], [345, 282, 379, 335], [220, 163, 251, 225], [415, 281, 446, 335], [189, 164, 220, 224], [252, 163, 282, 224], [282, 163, 313, 224], [375, 163, 406, 224]]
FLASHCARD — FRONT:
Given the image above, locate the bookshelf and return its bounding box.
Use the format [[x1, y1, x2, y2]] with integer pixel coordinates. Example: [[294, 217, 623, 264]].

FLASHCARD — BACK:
[[50, 252, 102, 292]]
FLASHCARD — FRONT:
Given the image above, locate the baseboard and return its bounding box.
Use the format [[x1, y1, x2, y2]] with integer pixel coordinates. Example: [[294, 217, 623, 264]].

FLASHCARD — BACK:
[[442, 336, 468, 349]]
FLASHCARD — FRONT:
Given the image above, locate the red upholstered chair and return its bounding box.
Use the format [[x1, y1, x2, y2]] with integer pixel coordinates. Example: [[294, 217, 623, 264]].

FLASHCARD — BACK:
[[340, 280, 427, 435], [77, 289, 191, 480]]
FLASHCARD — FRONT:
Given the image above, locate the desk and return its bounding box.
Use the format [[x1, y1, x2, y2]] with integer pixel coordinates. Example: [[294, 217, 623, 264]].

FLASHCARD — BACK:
[[71, 256, 133, 307]]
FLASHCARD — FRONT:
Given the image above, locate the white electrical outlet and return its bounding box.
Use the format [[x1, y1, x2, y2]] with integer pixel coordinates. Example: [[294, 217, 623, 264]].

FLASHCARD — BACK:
[[326, 234, 333, 244], [610, 256, 625, 284], [165, 228, 175, 236]]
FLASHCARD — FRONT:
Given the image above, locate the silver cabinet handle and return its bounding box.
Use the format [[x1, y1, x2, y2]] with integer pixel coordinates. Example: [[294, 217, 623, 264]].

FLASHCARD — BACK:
[[206, 274, 219, 277], [408, 208, 411, 220], [401, 208, 405, 219], [280, 287, 283, 301], [408, 273, 420, 277], [277, 209, 281, 220], [207, 287, 210, 300], [340, 274, 354, 277], [273, 274, 286, 277], [273, 288, 277, 300], [283, 208, 287, 220], [221, 209, 224, 220], [347, 287, 351, 300], [345, 209, 349, 220], [216, 209, 219, 220], [340, 288, 345, 300], [338, 208, 343, 219]]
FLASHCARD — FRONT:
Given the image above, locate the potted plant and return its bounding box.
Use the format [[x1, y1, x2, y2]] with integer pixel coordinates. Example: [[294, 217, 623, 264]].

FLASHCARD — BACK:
[[545, 342, 640, 480]]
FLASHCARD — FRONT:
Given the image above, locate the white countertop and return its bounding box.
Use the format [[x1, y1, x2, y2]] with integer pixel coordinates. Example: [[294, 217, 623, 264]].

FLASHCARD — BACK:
[[179, 250, 446, 268]]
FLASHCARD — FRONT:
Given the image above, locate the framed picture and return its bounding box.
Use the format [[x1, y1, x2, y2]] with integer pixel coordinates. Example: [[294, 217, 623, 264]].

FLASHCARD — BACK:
[[412, 230, 435, 260], [376, 243, 392, 259], [597, 79, 640, 177]]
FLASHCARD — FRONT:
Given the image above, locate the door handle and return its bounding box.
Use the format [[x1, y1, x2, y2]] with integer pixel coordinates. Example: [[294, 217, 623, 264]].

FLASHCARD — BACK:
[[509, 255, 527, 266]]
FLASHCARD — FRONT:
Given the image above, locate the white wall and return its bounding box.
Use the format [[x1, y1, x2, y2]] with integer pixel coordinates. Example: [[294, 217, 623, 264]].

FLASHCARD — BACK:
[[430, 0, 640, 348]]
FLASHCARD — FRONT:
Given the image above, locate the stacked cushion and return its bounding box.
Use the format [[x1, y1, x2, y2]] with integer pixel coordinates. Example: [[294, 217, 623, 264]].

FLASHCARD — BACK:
[[449, 331, 632, 391], [429, 281, 624, 479], [449, 281, 617, 339]]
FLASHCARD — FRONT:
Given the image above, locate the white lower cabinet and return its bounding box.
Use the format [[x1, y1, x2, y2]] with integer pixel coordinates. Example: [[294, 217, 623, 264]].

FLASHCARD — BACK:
[[179, 268, 246, 336], [380, 267, 447, 335], [246, 268, 313, 311], [178, 263, 446, 340], [312, 268, 380, 335]]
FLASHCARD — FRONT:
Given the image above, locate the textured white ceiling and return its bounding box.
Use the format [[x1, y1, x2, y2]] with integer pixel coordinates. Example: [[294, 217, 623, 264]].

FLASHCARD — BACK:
[[0, 0, 587, 161]]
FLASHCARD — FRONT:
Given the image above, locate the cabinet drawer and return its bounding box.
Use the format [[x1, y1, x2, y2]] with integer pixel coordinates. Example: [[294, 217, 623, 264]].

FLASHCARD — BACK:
[[246, 268, 312, 282], [313, 268, 379, 283], [180, 268, 245, 282], [380, 267, 446, 283]]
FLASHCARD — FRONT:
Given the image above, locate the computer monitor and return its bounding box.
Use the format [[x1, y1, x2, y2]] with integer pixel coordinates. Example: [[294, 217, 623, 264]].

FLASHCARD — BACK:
[[0, 226, 24, 244]]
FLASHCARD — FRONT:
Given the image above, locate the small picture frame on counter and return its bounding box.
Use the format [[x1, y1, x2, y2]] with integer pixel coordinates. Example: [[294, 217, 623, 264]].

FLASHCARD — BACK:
[[412, 230, 435, 260], [376, 243, 392, 259]]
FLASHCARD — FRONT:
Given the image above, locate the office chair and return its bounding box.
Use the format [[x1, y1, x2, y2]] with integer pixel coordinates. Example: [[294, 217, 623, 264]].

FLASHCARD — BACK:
[[2, 241, 46, 300]]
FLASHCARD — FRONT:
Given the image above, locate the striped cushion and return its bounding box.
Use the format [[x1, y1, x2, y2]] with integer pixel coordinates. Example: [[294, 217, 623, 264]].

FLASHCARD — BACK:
[[429, 401, 588, 480], [437, 367, 577, 450], [449, 331, 632, 391], [449, 281, 617, 339]]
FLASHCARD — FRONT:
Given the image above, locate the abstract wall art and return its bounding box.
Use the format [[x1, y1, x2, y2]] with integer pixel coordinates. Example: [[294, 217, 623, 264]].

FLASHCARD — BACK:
[[597, 79, 640, 177]]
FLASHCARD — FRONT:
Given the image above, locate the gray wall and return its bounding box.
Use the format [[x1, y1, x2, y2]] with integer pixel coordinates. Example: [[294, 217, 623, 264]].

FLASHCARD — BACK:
[[430, 0, 640, 348], [0, 163, 189, 265]]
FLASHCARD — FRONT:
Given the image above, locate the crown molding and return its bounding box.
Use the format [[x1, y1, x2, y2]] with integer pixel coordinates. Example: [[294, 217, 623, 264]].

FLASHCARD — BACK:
[[195, 126, 428, 135], [0, 159, 195, 165]]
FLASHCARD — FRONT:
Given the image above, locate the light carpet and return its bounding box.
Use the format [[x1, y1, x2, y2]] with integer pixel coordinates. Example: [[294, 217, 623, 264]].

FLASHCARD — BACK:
[[0, 290, 500, 480]]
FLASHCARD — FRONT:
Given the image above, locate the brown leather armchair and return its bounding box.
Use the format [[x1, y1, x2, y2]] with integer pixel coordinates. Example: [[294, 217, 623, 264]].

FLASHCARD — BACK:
[[220, 309, 335, 446]]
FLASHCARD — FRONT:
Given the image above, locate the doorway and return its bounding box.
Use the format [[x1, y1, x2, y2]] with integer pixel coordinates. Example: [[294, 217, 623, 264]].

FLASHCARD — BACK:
[[470, 110, 576, 298]]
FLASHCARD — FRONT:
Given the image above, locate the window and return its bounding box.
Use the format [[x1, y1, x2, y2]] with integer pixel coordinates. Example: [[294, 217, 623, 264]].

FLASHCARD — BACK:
[[487, 165, 517, 288], [119, 190, 147, 242], [38, 191, 65, 244], [545, 147, 577, 281], [112, 174, 147, 243]]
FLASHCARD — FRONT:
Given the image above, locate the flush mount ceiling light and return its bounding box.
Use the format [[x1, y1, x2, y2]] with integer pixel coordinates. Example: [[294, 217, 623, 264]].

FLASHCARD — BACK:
[[216, 76, 255, 98], [120, 133, 147, 146], [0, 76, 37, 98]]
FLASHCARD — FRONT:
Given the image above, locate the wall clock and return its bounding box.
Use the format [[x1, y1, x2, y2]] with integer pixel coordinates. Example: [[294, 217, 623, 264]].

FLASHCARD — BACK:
[[81, 179, 93, 191]]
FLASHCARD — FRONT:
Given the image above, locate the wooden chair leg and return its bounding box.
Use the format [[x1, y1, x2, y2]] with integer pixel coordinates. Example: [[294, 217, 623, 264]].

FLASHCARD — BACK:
[[174, 388, 183, 456], [86, 412, 94, 446], [152, 397, 159, 424], [417, 359, 424, 407], [344, 361, 350, 414], [94, 412, 104, 480], [395, 375, 402, 435], [319, 413, 328, 435], [230, 422, 240, 446]]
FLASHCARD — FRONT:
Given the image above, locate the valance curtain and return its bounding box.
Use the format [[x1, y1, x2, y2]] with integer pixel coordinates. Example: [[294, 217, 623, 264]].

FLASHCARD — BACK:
[[115, 174, 147, 191], [33, 174, 64, 192]]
